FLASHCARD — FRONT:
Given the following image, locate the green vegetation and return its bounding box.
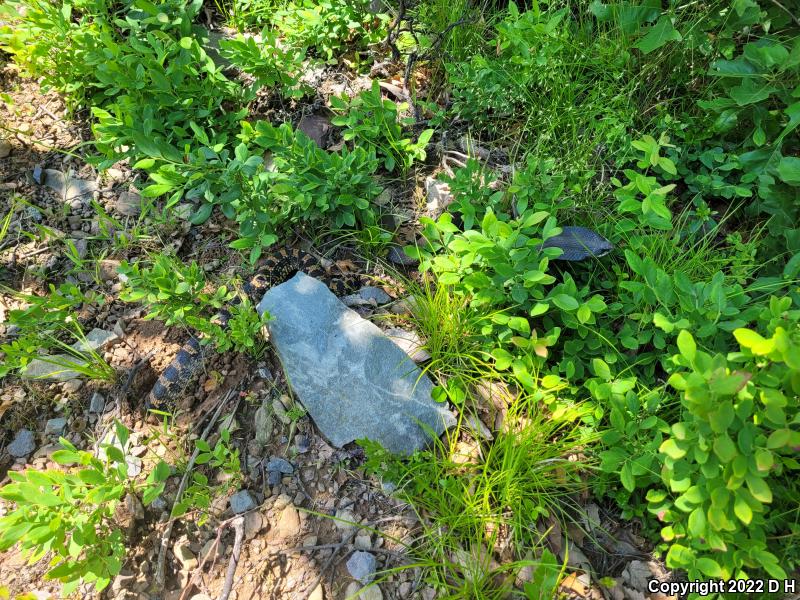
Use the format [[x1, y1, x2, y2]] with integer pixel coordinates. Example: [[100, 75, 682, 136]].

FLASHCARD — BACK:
[[0, 283, 116, 381], [1, 0, 799, 597], [0, 422, 170, 595], [118, 254, 271, 355]]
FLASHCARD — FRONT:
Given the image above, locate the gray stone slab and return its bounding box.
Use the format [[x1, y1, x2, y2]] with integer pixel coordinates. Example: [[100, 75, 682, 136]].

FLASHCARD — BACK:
[[257, 273, 455, 455], [8, 429, 35, 457], [21, 328, 119, 381]]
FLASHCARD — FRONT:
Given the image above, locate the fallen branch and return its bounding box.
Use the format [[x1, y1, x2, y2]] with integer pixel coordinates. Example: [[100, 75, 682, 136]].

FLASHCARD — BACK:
[[217, 516, 245, 600], [154, 390, 234, 590]]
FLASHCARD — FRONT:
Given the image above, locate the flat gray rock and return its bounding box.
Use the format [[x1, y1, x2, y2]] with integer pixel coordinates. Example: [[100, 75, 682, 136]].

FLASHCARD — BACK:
[[229, 490, 257, 514], [8, 429, 35, 457], [257, 273, 454, 455], [21, 328, 120, 380], [43, 169, 98, 204], [346, 551, 377, 584]]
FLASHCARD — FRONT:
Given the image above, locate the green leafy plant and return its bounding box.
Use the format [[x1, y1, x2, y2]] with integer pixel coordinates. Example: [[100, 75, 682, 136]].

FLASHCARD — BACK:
[[331, 80, 434, 173], [174, 429, 242, 526], [649, 298, 800, 582], [274, 0, 387, 60], [360, 400, 593, 599], [0, 283, 116, 381], [0, 422, 169, 595], [218, 29, 306, 97], [118, 254, 271, 355]]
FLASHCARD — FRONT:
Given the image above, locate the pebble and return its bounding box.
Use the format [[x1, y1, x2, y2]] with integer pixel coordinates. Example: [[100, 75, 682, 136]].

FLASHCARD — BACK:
[[7, 429, 36, 457], [344, 582, 383, 600], [0, 139, 11, 158], [308, 583, 324, 600], [358, 287, 391, 304], [62, 379, 83, 394], [115, 190, 142, 217], [244, 511, 265, 540], [173, 540, 198, 571], [266, 456, 294, 474], [273, 505, 301, 539], [354, 534, 372, 551], [44, 417, 67, 437], [346, 551, 377, 584], [229, 490, 257, 514], [302, 535, 318, 547], [89, 392, 106, 413], [294, 434, 311, 453], [334, 508, 358, 535], [267, 470, 282, 487]]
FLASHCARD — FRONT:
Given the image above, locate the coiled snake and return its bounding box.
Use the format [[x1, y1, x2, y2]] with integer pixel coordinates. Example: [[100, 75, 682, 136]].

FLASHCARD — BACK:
[[145, 247, 356, 411]]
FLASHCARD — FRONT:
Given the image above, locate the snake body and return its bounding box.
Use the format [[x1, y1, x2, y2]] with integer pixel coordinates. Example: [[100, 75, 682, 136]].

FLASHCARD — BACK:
[[145, 247, 353, 412]]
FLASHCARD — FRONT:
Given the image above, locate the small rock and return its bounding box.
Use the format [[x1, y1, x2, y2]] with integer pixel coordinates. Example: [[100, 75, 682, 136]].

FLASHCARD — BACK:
[[7, 429, 36, 458], [294, 434, 311, 454], [150, 497, 167, 512], [115, 190, 142, 217], [297, 113, 332, 148], [354, 534, 372, 550], [174, 203, 194, 221], [0, 139, 11, 158], [32, 164, 44, 184], [43, 169, 98, 204], [89, 392, 106, 413], [173, 540, 198, 571], [200, 539, 224, 563], [267, 470, 282, 487], [346, 551, 377, 584], [44, 417, 67, 437], [229, 490, 257, 514], [334, 508, 358, 535], [273, 505, 301, 539], [26, 205, 43, 221], [71, 238, 88, 259], [374, 189, 391, 206], [302, 535, 318, 547], [344, 582, 383, 600], [105, 167, 124, 181], [63, 379, 84, 393], [253, 402, 273, 448], [358, 287, 391, 304], [126, 456, 142, 477], [244, 511, 265, 540], [308, 584, 325, 600], [101, 258, 124, 281], [266, 456, 294, 474], [384, 328, 431, 363], [124, 493, 145, 521]]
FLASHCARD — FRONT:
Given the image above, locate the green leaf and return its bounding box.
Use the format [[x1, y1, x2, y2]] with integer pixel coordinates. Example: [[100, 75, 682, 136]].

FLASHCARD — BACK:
[[132, 158, 156, 170], [676, 330, 696, 362], [620, 462, 635, 492], [733, 492, 752, 525], [687, 507, 706, 537], [551, 294, 579, 311], [745, 474, 772, 503], [777, 156, 800, 186], [592, 358, 611, 380], [78, 469, 106, 485], [713, 434, 737, 462], [179, 37, 193, 49], [733, 328, 774, 354], [634, 16, 682, 55], [140, 184, 174, 198], [729, 80, 777, 106], [696, 557, 724, 578]]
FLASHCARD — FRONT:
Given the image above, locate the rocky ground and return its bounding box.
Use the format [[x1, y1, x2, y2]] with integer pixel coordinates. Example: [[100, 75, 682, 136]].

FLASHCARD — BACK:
[[0, 56, 672, 600]]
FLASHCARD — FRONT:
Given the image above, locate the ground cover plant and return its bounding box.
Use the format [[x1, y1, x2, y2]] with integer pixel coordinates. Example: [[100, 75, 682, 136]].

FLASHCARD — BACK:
[[0, 0, 799, 598]]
